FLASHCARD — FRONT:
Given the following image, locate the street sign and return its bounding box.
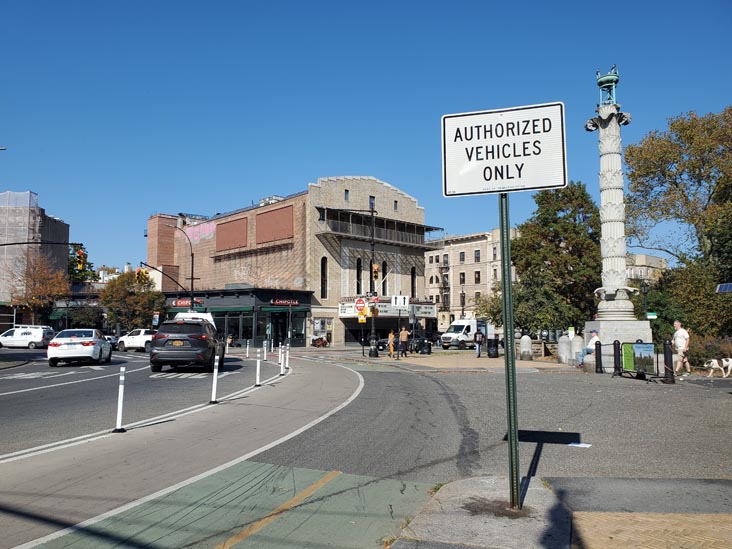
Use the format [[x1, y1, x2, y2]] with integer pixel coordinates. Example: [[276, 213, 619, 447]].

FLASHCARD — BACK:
[[442, 102, 567, 196], [354, 298, 366, 312], [358, 316, 367, 324], [391, 295, 409, 309], [646, 312, 658, 319]]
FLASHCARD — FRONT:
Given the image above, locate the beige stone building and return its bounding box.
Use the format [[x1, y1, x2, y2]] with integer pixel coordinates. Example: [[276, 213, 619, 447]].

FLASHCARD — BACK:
[[425, 229, 517, 332], [146, 176, 440, 346]]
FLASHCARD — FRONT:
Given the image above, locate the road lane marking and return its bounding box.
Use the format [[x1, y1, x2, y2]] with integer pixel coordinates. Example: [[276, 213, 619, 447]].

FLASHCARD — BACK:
[[0, 365, 151, 397], [215, 470, 343, 549], [15, 364, 364, 548]]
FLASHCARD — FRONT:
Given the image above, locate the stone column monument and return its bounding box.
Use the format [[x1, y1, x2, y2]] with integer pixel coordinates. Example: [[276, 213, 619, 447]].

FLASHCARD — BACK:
[[584, 66, 651, 351]]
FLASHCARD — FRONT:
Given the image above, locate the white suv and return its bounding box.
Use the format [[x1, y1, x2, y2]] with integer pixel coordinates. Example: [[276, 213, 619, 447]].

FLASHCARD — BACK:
[[117, 329, 157, 352]]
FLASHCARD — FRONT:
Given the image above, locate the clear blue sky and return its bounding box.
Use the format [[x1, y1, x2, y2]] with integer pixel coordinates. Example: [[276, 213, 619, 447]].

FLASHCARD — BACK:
[[1, 1, 730, 270]]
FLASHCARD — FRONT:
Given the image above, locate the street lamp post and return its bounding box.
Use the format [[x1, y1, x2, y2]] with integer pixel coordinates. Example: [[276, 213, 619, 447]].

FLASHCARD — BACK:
[[167, 217, 194, 311], [640, 279, 649, 315], [369, 205, 379, 357], [460, 285, 466, 319]]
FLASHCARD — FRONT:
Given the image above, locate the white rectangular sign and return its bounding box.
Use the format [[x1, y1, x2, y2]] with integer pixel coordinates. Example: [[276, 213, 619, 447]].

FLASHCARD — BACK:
[[442, 102, 567, 196]]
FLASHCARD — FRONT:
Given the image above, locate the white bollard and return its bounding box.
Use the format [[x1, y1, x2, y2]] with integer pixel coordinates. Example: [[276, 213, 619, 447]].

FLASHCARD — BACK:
[[210, 354, 220, 404], [112, 366, 127, 433], [278, 343, 283, 365], [256, 349, 262, 387], [280, 347, 286, 376], [286, 343, 290, 370], [246, 339, 250, 358], [263, 340, 267, 361]]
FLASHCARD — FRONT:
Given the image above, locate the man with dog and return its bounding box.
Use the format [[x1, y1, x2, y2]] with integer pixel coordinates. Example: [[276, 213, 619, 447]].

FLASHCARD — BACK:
[[673, 320, 692, 376]]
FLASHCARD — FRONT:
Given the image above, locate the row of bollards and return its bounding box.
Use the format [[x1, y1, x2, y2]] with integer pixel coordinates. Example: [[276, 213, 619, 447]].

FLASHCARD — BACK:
[[112, 341, 292, 433]]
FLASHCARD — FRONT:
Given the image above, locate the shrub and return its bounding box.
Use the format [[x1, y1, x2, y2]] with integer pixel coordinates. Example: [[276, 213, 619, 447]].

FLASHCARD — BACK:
[[687, 334, 732, 367]]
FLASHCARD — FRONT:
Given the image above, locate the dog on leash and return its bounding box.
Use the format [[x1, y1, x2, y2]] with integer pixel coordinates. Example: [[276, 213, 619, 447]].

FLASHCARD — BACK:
[[704, 358, 732, 378]]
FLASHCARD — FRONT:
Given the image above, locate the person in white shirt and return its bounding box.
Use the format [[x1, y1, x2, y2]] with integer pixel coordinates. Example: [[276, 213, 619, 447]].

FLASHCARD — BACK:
[[580, 329, 600, 365], [673, 320, 691, 376]]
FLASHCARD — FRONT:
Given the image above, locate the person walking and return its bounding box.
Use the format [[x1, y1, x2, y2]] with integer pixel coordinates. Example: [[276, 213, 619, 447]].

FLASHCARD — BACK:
[[673, 320, 692, 376], [399, 325, 411, 358], [387, 329, 395, 358], [474, 327, 485, 358]]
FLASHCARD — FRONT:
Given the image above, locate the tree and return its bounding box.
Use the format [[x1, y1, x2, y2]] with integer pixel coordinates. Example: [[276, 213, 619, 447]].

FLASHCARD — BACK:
[[99, 270, 166, 332], [68, 244, 99, 284], [69, 305, 106, 329], [509, 181, 602, 332], [10, 249, 71, 324], [624, 107, 732, 273]]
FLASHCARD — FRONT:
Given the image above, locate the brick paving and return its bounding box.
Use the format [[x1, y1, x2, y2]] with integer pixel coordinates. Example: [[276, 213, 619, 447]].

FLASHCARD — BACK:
[[572, 512, 732, 548]]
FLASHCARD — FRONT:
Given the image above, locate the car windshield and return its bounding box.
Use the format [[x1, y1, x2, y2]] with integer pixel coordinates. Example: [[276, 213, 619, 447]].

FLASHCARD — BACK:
[[444, 325, 466, 334], [56, 330, 94, 339], [160, 323, 204, 335]]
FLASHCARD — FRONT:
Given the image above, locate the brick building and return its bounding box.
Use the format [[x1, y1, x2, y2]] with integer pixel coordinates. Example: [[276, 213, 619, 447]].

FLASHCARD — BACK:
[[146, 176, 441, 346], [0, 191, 69, 330]]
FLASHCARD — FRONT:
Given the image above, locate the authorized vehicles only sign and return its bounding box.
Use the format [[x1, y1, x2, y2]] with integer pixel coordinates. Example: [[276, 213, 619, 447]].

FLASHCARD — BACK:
[[442, 102, 567, 196]]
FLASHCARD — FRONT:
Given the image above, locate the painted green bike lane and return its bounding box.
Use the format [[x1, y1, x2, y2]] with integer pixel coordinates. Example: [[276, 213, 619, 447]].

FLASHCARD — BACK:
[[34, 460, 432, 548]]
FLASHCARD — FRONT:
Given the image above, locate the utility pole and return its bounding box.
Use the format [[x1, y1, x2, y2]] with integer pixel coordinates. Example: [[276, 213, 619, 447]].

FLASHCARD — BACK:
[[369, 205, 379, 357]]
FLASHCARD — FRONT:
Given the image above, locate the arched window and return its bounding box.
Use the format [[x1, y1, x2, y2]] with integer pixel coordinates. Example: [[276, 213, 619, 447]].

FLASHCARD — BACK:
[[320, 257, 328, 299], [411, 267, 416, 298], [381, 260, 387, 295], [356, 258, 362, 295]]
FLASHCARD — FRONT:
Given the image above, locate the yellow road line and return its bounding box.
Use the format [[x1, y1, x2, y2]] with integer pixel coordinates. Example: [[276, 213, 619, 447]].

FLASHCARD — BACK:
[[215, 470, 342, 549]]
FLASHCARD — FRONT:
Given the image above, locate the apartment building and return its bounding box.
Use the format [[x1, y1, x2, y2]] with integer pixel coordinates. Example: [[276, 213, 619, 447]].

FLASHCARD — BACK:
[[146, 176, 441, 346], [0, 191, 69, 330]]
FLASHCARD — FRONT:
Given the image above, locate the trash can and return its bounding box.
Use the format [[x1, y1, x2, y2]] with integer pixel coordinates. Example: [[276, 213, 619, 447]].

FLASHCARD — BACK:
[[487, 337, 499, 358], [419, 340, 432, 354]]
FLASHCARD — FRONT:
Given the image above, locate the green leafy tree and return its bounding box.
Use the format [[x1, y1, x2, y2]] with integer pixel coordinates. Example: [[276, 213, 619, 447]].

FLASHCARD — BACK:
[[10, 249, 70, 324], [624, 107, 732, 275], [68, 244, 99, 284], [509, 181, 602, 332], [99, 270, 166, 332], [69, 305, 105, 329]]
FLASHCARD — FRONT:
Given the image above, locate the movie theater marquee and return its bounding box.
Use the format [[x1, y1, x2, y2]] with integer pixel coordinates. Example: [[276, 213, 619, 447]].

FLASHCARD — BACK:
[[442, 102, 567, 196]]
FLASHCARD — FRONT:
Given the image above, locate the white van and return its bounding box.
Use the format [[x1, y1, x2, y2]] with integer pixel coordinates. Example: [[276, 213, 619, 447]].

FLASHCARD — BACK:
[[0, 325, 55, 349], [440, 319, 494, 350]]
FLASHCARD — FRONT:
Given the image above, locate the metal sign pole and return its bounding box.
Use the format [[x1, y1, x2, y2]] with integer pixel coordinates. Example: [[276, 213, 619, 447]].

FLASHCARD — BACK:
[[499, 192, 521, 509]]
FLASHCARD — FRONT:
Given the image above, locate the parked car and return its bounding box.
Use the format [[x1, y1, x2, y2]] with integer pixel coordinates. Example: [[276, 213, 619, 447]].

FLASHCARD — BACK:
[[47, 328, 112, 367], [104, 334, 119, 350], [149, 319, 225, 373], [117, 329, 157, 352], [0, 325, 55, 349]]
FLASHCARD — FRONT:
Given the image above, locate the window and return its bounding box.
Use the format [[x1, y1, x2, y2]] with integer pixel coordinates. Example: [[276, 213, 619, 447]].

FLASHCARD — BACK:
[[394, 200, 398, 211], [356, 258, 362, 295], [320, 257, 328, 299], [459, 272, 465, 284], [474, 249, 480, 262], [492, 246, 497, 261], [344, 189, 349, 202], [459, 251, 465, 264], [442, 274, 449, 286], [429, 295, 434, 302], [435, 255, 440, 263], [429, 255, 434, 264], [443, 254, 448, 264], [318, 208, 325, 222], [493, 268, 498, 280], [435, 295, 440, 303], [475, 291, 481, 301], [475, 271, 481, 284], [369, 195, 375, 211]]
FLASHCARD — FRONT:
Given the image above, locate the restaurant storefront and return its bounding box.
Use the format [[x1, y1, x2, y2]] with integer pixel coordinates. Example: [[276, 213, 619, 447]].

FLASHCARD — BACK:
[[164, 288, 312, 347]]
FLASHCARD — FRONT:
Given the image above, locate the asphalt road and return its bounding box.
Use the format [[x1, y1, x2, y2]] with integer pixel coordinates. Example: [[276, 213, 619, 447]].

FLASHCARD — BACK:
[[0, 350, 730, 548], [0, 349, 284, 456]]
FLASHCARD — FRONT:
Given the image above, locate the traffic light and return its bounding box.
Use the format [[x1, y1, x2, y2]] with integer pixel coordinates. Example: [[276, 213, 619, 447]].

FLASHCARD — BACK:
[[76, 249, 85, 271], [135, 267, 142, 283], [372, 263, 379, 280]]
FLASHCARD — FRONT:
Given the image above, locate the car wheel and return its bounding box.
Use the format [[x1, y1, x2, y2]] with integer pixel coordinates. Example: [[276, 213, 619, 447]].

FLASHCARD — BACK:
[[442, 345, 450, 350], [28, 342, 37, 349], [96, 349, 105, 365], [49, 358, 59, 367], [144, 341, 151, 353], [150, 363, 162, 373], [118, 341, 127, 352], [458, 341, 466, 350]]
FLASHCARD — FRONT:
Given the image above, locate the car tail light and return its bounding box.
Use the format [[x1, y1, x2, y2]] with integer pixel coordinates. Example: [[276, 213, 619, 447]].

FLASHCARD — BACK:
[[49, 342, 61, 347], [153, 333, 168, 340], [81, 341, 96, 347], [189, 334, 208, 340]]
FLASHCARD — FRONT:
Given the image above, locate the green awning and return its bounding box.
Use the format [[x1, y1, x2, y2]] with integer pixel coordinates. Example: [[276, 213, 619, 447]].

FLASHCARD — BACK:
[[260, 306, 310, 313], [208, 306, 254, 312], [49, 310, 68, 320]]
